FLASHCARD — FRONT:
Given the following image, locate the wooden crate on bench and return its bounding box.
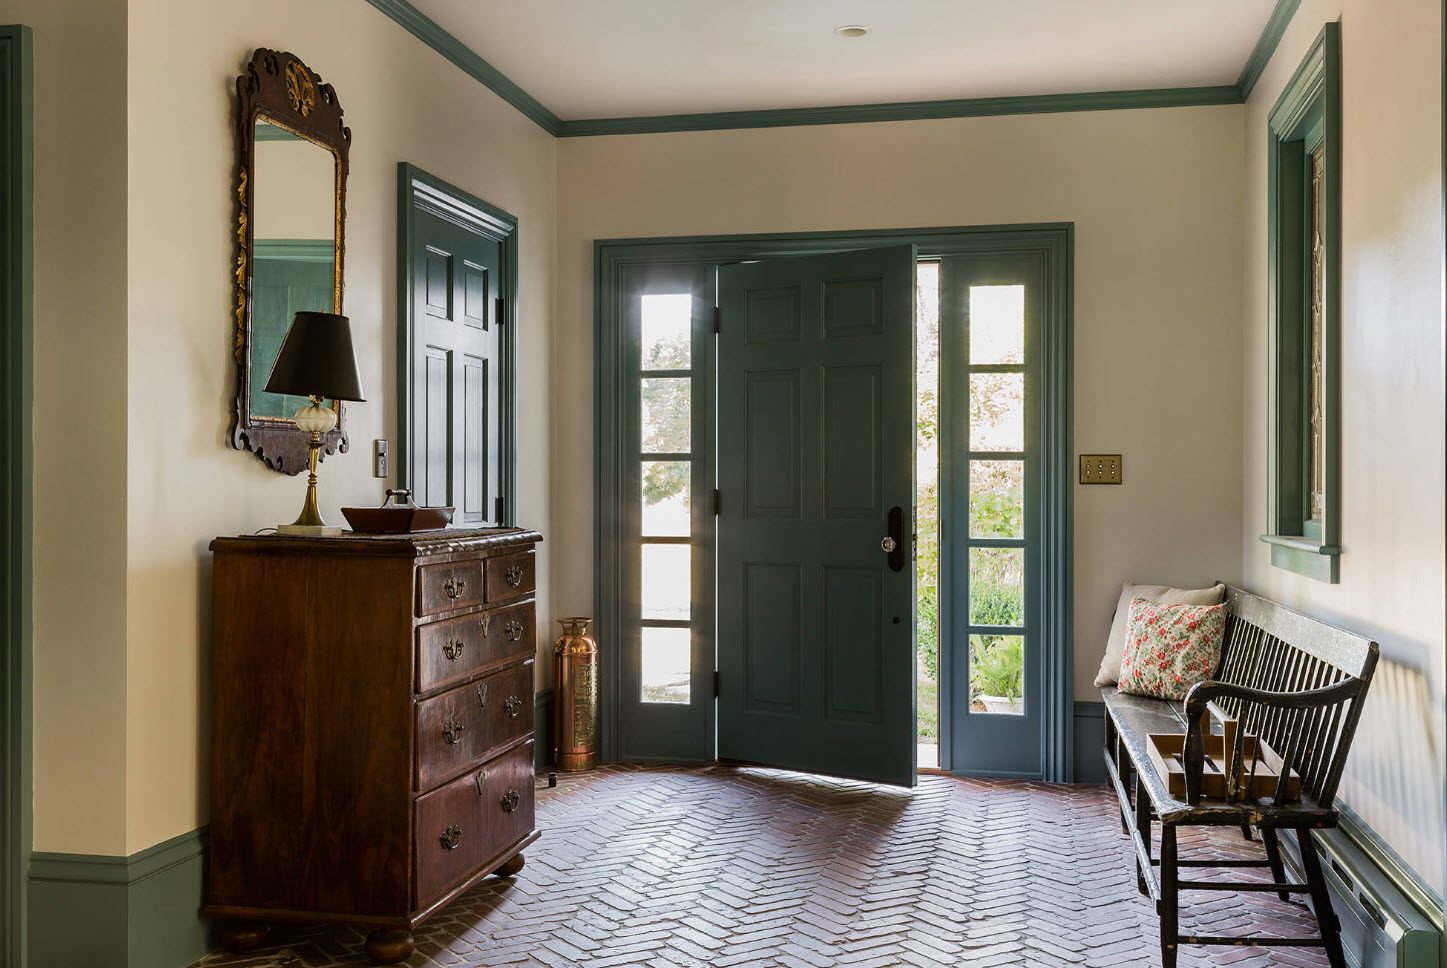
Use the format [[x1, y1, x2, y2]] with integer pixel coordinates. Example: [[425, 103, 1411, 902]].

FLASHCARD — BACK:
[[1145, 703, 1302, 803]]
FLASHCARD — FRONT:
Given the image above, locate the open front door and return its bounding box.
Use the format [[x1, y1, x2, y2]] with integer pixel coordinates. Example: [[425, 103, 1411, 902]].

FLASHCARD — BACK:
[[717, 245, 917, 787]]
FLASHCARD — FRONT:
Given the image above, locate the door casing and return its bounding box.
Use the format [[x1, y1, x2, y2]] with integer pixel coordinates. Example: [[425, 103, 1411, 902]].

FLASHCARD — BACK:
[[1, 23, 32, 968], [595, 223, 1076, 781], [397, 163, 518, 523]]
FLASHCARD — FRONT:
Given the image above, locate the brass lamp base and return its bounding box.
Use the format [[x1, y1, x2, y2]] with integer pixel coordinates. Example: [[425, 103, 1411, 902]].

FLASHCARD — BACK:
[[277, 400, 342, 537]]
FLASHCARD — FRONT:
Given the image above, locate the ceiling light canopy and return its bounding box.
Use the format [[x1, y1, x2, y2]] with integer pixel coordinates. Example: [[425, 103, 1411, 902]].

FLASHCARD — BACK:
[[833, 24, 869, 38]]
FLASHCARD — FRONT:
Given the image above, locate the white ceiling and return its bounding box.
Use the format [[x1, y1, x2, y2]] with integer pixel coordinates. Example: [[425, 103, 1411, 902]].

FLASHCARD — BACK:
[[408, 1, 1275, 120]]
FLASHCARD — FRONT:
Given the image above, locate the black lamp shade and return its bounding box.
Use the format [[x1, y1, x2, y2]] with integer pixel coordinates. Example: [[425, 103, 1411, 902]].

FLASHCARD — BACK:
[[264, 311, 366, 402]]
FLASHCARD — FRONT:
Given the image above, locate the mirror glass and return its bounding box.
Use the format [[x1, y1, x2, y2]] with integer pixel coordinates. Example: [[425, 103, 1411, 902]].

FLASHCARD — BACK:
[[250, 116, 338, 420]]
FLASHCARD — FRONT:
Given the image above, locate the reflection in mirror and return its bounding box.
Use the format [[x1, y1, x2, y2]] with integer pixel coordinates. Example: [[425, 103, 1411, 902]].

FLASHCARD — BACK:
[[250, 117, 337, 421]]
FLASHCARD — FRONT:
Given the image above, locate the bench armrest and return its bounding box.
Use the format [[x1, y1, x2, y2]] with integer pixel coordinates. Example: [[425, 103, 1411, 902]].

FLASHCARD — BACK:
[[1179, 678, 1364, 804]]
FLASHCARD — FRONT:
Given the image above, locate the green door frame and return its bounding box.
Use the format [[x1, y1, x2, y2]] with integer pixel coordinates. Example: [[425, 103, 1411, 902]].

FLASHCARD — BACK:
[[396, 162, 520, 522], [595, 223, 1076, 780], [1, 23, 32, 968]]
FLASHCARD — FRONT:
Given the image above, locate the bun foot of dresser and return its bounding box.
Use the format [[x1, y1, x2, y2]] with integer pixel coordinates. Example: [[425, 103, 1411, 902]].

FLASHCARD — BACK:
[[218, 920, 270, 952], [365, 929, 414, 964], [495, 853, 526, 878]]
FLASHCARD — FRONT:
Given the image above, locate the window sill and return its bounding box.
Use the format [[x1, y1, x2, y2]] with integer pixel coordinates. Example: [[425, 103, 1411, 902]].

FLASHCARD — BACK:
[[1259, 533, 1340, 583]]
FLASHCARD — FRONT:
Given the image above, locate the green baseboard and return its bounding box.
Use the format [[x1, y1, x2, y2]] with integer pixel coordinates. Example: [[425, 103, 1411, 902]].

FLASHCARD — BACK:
[[28, 828, 209, 968], [1072, 700, 1107, 784]]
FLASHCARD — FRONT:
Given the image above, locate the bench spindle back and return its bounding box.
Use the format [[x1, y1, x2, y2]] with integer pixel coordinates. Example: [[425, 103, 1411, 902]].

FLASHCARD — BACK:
[[1206, 587, 1378, 808]]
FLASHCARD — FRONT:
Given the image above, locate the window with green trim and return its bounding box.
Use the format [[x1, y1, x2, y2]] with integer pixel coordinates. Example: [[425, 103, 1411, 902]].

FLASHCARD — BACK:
[[1262, 22, 1341, 583]]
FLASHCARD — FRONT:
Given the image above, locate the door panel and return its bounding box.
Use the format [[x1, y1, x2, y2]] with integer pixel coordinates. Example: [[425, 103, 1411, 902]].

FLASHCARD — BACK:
[[409, 213, 502, 524], [718, 244, 916, 787]]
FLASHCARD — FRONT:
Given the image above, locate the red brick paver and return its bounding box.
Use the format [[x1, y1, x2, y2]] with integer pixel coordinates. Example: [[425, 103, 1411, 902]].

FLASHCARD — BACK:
[[194, 766, 1327, 968]]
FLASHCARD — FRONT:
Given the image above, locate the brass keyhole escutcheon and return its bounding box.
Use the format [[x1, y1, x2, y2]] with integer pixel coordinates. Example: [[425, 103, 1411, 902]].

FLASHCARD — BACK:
[[444, 576, 467, 600], [475, 682, 489, 709], [442, 717, 465, 745], [505, 564, 524, 588], [440, 825, 462, 850], [500, 789, 520, 813], [442, 639, 464, 662], [474, 770, 487, 795], [504, 620, 524, 642], [504, 696, 522, 719], [479, 614, 492, 637]]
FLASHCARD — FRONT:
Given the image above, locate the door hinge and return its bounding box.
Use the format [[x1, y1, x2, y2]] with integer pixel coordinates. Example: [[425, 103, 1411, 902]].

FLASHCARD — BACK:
[[713, 670, 720, 698], [713, 488, 721, 515], [712, 306, 721, 334], [494, 495, 506, 523], [495, 296, 505, 326]]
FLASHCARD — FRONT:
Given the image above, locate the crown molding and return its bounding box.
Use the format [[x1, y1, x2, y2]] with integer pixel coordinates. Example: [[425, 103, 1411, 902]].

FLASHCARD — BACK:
[[556, 86, 1241, 137], [1237, 0, 1305, 101], [370, 0, 1305, 137], [364, 0, 562, 135]]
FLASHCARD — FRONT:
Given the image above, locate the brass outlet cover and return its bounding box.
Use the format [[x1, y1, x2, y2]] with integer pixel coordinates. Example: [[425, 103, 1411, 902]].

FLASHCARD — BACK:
[[1079, 454, 1123, 484]]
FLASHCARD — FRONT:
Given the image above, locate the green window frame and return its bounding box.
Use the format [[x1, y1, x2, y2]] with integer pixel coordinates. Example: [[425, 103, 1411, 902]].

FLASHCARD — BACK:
[[1262, 22, 1341, 583]]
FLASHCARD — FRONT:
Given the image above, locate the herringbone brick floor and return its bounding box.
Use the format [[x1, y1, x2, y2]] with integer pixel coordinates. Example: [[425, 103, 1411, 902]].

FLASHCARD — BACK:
[[195, 766, 1329, 968]]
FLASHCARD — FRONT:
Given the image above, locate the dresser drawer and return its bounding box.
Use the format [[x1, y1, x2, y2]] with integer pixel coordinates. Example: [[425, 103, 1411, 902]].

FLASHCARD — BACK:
[[417, 558, 484, 616], [413, 767, 486, 906], [473, 740, 536, 866], [416, 603, 533, 694], [484, 551, 535, 603], [415, 661, 533, 791]]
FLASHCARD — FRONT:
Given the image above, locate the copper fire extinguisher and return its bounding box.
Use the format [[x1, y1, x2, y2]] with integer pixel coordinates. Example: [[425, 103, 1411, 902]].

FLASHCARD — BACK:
[[552, 617, 599, 771]]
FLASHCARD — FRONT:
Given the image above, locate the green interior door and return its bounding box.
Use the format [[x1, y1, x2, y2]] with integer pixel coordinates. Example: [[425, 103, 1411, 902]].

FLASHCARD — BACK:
[[717, 244, 917, 787], [406, 211, 503, 524]]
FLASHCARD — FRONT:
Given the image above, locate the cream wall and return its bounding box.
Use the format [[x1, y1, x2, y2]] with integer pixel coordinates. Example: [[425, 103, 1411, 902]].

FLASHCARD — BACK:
[[1241, 0, 1446, 891], [0, 0, 130, 856], [120, 0, 557, 855], [554, 107, 1248, 703], [7, 0, 557, 856]]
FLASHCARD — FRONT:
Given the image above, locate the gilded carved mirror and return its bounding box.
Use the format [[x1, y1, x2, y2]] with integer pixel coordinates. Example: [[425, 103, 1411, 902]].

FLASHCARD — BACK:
[[231, 49, 351, 473]]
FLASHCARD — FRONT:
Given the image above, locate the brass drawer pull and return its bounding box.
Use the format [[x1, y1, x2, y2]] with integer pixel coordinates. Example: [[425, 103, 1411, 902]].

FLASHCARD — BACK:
[[442, 717, 465, 745], [442, 638, 464, 662], [500, 789, 520, 813], [475, 682, 489, 709], [505, 695, 522, 719], [443, 576, 467, 600], [440, 825, 462, 851], [505, 564, 524, 588], [474, 769, 487, 795], [504, 619, 524, 643]]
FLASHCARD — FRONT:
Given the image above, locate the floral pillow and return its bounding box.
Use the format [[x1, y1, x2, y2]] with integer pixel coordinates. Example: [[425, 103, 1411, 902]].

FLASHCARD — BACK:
[[1116, 598, 1227, 701]]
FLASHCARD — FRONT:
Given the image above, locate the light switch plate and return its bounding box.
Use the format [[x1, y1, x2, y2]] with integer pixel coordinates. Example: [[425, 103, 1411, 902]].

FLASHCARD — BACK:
[[373, 439, 388, 479], [1079, 454, 1122, 484]]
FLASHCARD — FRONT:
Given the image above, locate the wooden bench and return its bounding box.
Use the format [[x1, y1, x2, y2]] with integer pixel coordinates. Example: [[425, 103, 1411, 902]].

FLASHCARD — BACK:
[[1101, 586, 1378, 968]]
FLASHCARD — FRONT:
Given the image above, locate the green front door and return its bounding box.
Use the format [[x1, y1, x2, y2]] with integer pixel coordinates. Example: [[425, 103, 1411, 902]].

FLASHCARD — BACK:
[[717, 245, 917, 787]]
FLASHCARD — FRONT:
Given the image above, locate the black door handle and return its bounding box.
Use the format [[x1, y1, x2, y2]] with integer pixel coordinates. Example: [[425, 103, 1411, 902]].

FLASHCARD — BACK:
[[885, 506, 905, 573]]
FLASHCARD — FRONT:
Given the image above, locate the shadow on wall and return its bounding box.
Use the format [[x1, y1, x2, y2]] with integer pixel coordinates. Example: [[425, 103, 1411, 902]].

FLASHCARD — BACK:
[[1336, 657, 1445, 895]]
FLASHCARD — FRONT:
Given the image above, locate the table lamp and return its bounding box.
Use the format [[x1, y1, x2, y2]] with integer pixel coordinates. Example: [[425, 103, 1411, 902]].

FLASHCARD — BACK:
[[264, 311, 366, 536]]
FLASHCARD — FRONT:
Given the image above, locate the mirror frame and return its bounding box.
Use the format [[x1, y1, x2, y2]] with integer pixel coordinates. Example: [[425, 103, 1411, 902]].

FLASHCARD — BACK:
[[231, 48, 351, 474]]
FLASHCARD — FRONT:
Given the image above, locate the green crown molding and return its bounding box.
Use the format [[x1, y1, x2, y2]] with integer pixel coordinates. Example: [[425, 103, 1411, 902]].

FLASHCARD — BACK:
[[555, 86, 1241, 137], [363, 0, 563, 135], [1238, 0, 1305, 101], [366, 1, 1311, 137]]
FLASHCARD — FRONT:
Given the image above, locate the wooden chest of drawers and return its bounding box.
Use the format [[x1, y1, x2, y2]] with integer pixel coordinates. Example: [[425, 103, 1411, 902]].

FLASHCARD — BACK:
[[205, 528, 542, 964]]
